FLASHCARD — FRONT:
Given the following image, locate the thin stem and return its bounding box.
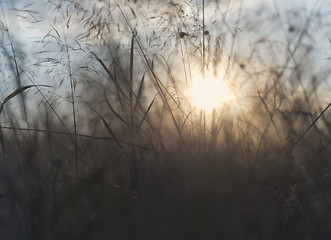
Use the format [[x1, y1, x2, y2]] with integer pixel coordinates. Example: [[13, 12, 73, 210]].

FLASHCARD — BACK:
[[202, 0, 205, 78], [129, 32, 137, 192], [64, 33, 78, 238]]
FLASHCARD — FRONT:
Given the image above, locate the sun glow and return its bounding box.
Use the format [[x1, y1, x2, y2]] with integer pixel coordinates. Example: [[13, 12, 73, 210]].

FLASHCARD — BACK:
[[189, 71, 230, 112]]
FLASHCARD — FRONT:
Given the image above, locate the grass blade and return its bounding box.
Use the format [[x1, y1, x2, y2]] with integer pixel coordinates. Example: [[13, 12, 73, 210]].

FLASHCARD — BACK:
[[91, 52, 125, 96], [0, 123, 5, 159], [99, 114, 128, 157], [130, 32, 134, 96], [0, 85, 51, 116], [135, 94, 156, 136], [87, 105, 128, 157], [134, 73, 145, 111], [104, 96, 128, 126], [0, 85, 50, 158]]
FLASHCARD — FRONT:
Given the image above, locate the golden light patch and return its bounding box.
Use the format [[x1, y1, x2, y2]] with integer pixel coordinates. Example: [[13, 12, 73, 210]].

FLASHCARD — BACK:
[[189, 71, 230, 112]]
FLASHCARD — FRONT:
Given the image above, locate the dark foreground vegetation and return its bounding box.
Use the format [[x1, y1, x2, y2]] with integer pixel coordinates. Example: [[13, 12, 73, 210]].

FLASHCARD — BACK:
[[0, 0, 330, 239]]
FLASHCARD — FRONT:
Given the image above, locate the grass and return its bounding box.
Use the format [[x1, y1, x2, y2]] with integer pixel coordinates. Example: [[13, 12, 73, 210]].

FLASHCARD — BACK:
[[0, 0, 331, 239]]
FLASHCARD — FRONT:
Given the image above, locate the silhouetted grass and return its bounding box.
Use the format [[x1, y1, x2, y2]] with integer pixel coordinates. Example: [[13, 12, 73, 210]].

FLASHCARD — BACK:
[[0, 0, 330, 239]]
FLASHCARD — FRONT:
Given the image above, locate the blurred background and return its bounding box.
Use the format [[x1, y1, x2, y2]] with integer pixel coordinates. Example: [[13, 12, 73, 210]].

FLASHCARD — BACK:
[[0, 0, 331, 239]]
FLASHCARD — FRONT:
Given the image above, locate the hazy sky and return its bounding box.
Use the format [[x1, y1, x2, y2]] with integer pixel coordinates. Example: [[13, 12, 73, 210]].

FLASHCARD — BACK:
[[1, 0, 331, 99]]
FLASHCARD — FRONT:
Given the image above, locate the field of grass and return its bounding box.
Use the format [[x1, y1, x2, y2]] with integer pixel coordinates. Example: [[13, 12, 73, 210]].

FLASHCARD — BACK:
[[0, 0, 331, 239]]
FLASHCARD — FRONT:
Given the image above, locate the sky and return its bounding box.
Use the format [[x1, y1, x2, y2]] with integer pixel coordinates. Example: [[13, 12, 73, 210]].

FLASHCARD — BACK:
[[0, 0, 330, 105]]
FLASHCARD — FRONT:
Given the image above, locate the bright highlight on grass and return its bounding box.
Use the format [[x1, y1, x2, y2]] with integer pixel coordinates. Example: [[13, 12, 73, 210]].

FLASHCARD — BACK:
[[189, 71, 230, 112]]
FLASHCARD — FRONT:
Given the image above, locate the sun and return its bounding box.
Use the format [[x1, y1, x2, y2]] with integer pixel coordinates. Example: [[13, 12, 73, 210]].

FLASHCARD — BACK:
[[189, 71, 230, 112]]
